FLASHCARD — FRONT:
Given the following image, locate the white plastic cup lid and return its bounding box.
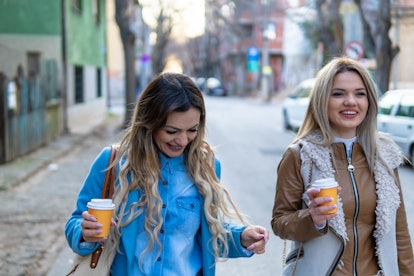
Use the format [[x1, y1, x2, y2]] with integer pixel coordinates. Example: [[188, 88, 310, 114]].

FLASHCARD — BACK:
[[87, 199, 115, 210], [311, 178, 338, 189]]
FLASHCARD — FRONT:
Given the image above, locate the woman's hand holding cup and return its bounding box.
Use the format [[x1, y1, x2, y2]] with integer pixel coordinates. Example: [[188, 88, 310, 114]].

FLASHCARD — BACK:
[[306, 178, 341, 227], [81, 199, 115, 242]]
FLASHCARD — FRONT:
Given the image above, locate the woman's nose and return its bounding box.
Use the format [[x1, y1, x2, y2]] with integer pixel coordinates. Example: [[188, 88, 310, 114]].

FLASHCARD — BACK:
[[175, 132, 189, 145], [344, 95, 356, 105]]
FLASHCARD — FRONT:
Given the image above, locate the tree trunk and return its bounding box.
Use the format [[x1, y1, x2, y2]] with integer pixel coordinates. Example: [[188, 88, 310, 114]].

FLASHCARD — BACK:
[[357, 0, 399, 95], [115, 0, 137, 128], [315, 0, 344, 59], [374, 1, 398, 94]]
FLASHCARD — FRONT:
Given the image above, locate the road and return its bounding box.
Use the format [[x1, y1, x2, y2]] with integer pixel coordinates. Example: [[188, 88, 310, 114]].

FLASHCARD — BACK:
[[1, 95, 413, 275]]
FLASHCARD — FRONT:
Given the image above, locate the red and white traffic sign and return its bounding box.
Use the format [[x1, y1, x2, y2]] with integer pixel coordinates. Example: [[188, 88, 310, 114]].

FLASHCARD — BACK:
[[344, 41, 364, 60]]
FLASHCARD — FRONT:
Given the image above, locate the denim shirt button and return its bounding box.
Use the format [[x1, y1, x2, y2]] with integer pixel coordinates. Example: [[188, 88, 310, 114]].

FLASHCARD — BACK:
[[157, 257, 161, 261], [162, 204, 166, 208], [160, 229, 164, 234]]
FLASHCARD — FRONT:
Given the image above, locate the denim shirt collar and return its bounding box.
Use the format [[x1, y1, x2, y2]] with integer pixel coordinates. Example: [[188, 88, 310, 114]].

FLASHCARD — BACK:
[[159, 152, 186, 172]]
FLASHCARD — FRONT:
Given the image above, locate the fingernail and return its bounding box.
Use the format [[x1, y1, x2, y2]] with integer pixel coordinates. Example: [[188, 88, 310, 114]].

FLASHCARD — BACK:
[[247, 244, 255, 251]]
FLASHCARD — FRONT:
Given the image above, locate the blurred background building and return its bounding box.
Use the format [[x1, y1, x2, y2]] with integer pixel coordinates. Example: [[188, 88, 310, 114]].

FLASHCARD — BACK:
[[0, 0, 414, 163]]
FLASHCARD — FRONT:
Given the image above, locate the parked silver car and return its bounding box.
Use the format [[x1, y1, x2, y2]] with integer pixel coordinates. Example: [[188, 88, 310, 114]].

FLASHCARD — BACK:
[[377, 89, 414, 162], [282, 78, 315, 131]]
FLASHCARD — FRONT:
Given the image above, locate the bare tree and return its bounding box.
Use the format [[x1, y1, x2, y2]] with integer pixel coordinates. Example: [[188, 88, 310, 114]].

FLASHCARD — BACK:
[[301, 0, 396, 94], [115, 0, 140, 127], [315, 0, 344, 58], [151, 5, 173, 74], [355, 0, 398, 94]]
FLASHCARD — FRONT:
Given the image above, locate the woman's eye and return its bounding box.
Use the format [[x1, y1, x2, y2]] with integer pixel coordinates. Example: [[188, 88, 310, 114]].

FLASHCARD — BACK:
[[166, 130, 177, 135], [189, 129, 198, 133]]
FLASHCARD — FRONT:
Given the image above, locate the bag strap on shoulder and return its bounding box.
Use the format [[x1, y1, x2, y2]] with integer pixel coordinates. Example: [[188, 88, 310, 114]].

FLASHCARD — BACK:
[[90, 145, 118, 269], [101, 145, 118, 199]]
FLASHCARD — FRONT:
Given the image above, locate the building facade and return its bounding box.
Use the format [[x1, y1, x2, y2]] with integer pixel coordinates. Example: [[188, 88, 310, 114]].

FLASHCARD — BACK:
[[0, 0, 108, 135], [0, 0, 108, 162]]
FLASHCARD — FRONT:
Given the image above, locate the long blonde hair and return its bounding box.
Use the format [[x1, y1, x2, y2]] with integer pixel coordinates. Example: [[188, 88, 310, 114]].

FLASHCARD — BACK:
[[106, 72, 248, 266], [295, 57, 379, 172]]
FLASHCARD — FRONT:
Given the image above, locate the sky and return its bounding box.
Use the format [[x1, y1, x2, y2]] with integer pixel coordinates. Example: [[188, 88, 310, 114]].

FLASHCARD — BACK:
[[141, 0, 205, 39]]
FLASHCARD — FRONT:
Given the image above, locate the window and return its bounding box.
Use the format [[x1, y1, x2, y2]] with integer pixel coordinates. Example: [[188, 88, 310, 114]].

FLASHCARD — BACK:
[[241, 24, 254, 38], [92, 0, 100, 25], [396, 94, 414, 117], [72, 0, 82, 14], [74, 66, 84, 103], [27, 52, 41, 77], [378, 93, 400, 115], [96, 68, 102, 98]]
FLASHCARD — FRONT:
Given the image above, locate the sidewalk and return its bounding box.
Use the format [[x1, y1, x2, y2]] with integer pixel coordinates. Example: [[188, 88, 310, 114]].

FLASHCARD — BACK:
[[0, 110, 124, 275], [0, 112, 121, 191]]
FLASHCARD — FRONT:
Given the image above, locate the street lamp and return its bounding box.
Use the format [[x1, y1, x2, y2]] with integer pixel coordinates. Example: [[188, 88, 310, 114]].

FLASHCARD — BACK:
[[260, 2, 276, 102]]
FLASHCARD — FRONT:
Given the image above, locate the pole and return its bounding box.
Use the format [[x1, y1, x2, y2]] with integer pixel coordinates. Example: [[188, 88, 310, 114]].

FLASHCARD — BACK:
[[61, 0, 70, 134], [261, 37, 270, 101], [260, 0, 272, 102]]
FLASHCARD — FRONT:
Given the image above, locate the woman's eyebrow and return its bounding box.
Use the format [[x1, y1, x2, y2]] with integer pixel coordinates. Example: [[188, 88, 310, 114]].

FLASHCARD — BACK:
[[164, 125, 180, 130], [164, 123, 200, 130], [331, 87, 366, 91]]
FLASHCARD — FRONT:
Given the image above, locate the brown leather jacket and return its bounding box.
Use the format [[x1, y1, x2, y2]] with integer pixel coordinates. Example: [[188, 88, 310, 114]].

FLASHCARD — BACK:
[[271, 140, 414, 275]]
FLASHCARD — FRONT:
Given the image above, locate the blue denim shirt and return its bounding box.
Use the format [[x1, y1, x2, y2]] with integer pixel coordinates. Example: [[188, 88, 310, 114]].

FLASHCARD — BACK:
[[65, 147, 253, 276], [132, 153, 202, 275]]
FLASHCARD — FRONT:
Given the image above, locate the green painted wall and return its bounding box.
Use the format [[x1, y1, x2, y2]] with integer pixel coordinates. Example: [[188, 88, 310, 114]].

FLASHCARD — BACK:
[[0, 0, 107, 68], [0, 0, 60, 35], [66, 0, 107, 67]]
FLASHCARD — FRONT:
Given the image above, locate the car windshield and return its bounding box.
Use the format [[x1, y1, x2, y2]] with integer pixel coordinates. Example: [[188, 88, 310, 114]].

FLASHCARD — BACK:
[[289, 79, 315, 99], [378, 92, 400, 115], [396, 94, 414, 117]]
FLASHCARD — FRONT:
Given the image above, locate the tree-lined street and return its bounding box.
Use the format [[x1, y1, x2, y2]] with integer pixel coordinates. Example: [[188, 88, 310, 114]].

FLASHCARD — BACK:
[[1, 96, 413, 275]]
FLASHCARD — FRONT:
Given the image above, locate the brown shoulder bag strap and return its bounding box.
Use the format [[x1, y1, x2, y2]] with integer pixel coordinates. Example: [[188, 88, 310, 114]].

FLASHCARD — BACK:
[[101, 145, 117, 199], [90, 145, 118, 269]]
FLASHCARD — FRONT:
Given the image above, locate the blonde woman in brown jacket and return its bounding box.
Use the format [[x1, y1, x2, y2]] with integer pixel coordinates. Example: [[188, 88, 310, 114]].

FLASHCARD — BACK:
[[271, 57, 414, 275]]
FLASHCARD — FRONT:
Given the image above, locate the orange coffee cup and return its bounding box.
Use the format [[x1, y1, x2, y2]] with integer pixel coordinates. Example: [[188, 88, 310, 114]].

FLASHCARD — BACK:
[[87, 199, 115, 237], [312, 178, 338, 214]]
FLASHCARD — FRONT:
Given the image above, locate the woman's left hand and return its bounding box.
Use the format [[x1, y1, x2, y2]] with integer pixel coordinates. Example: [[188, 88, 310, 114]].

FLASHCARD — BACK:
[[240, 225, 269, 254]]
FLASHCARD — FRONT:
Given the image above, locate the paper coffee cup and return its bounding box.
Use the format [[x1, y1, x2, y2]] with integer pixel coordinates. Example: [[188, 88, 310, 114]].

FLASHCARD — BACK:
[[87, 199, 115, 237], [311, 178, 338, 214]]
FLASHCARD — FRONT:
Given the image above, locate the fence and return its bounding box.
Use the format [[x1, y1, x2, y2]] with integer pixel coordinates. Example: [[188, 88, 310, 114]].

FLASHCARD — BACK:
[[0, 60, 61, 164]]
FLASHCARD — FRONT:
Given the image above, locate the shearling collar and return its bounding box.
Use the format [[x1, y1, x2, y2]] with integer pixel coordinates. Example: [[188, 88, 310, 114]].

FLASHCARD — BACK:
[[298, 130, 402, 242]]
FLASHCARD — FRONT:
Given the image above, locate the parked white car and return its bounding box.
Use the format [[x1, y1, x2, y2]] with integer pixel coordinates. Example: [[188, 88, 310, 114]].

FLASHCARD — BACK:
[[377, 89, 414, 162], [282, 78, 316, 131]]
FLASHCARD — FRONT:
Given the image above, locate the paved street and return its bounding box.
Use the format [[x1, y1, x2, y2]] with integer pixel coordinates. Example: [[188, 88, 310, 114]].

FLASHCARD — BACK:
[[1, 95, 413, 275]]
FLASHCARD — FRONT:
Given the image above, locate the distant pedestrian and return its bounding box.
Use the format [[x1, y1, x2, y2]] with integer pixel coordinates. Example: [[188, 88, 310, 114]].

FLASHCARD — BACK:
[[271, 57, 414, 275], [66, 72, 269, 275]]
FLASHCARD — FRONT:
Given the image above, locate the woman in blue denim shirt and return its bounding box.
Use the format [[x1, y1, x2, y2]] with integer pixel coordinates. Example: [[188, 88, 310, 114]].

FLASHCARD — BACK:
[[65, 72, 269, 275]]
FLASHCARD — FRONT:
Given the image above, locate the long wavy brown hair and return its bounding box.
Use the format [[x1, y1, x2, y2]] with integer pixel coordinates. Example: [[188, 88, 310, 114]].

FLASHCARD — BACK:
[[106, 72, 248, 267]]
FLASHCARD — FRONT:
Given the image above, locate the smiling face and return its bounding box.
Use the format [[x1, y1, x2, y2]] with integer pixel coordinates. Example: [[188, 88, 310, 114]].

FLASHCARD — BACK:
[[154, 107, 201, 158], [328, 71, 369, 138]]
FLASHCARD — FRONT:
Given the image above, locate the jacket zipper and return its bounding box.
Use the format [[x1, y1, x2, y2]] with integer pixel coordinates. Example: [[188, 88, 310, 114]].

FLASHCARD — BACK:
[[347, 146, 359, 276]]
